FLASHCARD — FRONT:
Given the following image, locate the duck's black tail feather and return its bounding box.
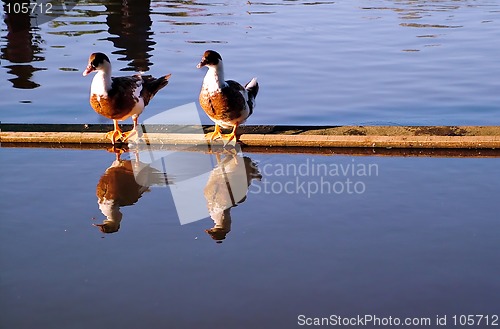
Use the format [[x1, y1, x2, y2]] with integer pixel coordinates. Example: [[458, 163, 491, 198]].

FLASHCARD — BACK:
[[142, 73, 171, 105], [245, 78, 259, 100]]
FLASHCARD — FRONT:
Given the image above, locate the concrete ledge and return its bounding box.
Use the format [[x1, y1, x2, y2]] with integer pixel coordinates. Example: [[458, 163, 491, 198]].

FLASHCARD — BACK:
[[2, 142, 499, 158], [1, 124, 499, 149]]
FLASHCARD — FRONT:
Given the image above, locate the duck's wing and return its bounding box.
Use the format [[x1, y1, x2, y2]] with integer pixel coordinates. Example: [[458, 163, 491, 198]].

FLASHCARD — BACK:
[[225, 80, 245, 93], [108, 76, 143, 111], [224, 80, 249, 117], [110, 76, 142, 96]]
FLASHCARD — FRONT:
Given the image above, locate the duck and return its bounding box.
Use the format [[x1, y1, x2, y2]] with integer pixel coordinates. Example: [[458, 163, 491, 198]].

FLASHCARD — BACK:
[[94, 149, 172, 233], [204, 152, 261, 242], [197, 50, 259, 145], [83, 52, 171, 144]]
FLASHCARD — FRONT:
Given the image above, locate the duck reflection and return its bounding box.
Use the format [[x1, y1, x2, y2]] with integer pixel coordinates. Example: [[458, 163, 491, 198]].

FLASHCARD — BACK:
[[104, 0, 155, 72], [204, 152, 261, 242], [94, 149, 171, 233], [1, 0, 45, 89]]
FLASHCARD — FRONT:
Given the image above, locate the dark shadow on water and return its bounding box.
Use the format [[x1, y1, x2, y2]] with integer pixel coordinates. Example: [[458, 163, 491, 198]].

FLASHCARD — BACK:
[[1, 0, 46, 89], [104, 0, 155, 72], [1, 0, 157, 76]]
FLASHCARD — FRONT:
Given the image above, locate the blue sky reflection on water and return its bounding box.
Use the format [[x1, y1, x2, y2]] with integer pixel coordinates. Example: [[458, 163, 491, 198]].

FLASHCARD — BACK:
[[0, 0, 499, 125]]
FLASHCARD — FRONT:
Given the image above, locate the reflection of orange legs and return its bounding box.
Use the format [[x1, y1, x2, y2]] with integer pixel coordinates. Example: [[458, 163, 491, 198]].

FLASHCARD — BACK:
[[122, 116, 139, 142], [222, 123, 238, 147], [207, 124, 239, 146], [215, 152, 222, 165], [207, 124, 223, 142], [105, 120, 126, 145], [106, 145, 127, 162]]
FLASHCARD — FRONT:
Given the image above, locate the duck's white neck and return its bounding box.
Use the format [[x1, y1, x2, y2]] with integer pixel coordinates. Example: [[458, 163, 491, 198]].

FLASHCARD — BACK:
[[210, 208, 232, 229], [203, 63, 226, 92], [91, 68, 112, 95], [98, 199, 123, 222]]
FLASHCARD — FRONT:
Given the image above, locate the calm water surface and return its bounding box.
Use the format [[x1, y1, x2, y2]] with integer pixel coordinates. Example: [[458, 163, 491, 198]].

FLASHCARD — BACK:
[[1, 147, 499, 328], [1, 1, 500, 328], [1, 0, 499, 125]]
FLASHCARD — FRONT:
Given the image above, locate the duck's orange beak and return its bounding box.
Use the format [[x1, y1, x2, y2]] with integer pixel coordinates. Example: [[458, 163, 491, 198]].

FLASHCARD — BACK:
[[83, 65, 95, 76]]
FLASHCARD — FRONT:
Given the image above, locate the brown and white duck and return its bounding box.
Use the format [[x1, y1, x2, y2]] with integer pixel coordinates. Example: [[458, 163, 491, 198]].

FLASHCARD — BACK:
[[94, 150, 172, 234], [94, 156, 143, 234], [204, 152, 261, 242], [83, 52, 171, 144], [197, 50, 259, 145]]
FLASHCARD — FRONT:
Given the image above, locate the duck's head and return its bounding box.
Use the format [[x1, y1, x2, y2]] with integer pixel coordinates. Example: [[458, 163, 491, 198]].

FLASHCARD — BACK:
[[205, 228, 228, 242], [83, 52, 111, 76], [197, 50, 223, 69], [93, 220, 121, 234]]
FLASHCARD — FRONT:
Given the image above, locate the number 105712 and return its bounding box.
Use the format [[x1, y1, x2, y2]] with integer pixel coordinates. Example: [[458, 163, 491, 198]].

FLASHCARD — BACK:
[[5, 2, 53, 14], [452, 315, 498, 326]]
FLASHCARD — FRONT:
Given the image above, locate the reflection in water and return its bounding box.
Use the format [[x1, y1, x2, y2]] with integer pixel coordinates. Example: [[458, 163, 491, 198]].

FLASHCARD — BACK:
[[94, 149, 171, 233], [93, 149, 261, 238], [400, 23, 462, 29], [1, 0, 157, 90], [362, 1, 467, 28], [204, 152, 261, 242], [1, 0, 45, 89], [105, 0, 155, 72]]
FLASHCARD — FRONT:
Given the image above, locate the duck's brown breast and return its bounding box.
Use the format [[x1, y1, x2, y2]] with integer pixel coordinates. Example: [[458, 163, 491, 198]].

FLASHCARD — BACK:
[[96, 164, 143, 206], [199, 83, 247, 122], [90, 93, 138, 120]]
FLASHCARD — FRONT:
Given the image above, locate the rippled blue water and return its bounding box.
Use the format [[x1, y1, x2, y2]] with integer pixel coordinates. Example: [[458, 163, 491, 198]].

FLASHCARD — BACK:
[[1, 0, 499, 125]]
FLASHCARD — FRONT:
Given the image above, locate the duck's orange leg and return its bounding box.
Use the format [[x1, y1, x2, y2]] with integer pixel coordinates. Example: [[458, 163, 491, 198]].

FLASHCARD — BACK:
[[105, 120, 125, 145], [207, 124, 223, 142], [122, 116, 139, 142], [222, 124, 239, 146]]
